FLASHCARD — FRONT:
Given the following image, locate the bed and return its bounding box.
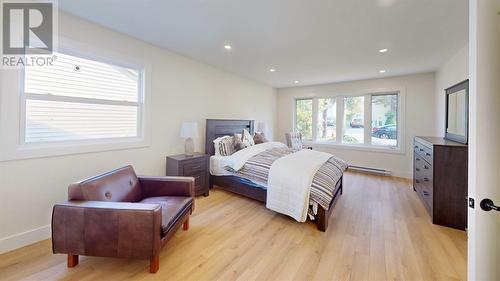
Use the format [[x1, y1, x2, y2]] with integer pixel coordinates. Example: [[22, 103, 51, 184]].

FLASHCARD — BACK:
[[205, 119, 345, 231]]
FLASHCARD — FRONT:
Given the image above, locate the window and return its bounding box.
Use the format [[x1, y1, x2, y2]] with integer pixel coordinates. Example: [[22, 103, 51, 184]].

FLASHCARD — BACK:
[[371, 94, 398, 147], [23, 52, 143, 144], [295, 98, 313, 140], [293, 92, 402, 151], [343, 96, 364, 144], [317, 98, 336, 141]]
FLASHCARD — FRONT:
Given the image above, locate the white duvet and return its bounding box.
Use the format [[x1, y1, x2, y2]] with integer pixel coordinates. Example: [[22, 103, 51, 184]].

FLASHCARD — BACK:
[[210, 155, 233, 176], [225, 142, 332, 222], [266, 149, 331, 222]]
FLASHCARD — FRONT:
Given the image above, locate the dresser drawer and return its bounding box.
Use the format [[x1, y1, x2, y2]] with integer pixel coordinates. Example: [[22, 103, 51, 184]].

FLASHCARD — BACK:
[[414, 151, 433, 216], [415, 158, 432, 181], [421, 180, 433, 212], [193, 172, 209, 196], [191, 172, 205, 188], [414, 140, 433, 164], [414, 176, 433, 213], [414, 174, 432, 188], [420, 188, 433, 214], [183, 159, 207, 175]]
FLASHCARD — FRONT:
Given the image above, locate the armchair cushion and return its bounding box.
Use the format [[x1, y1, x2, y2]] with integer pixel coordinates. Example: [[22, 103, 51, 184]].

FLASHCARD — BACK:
[[140, 197, 193, 237], [139, 176, 194, 198], [68, 166, 143, 202]]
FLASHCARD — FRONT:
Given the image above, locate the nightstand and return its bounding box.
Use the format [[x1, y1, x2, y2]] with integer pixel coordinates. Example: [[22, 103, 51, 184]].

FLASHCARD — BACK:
[[166, 153, 209, 196]]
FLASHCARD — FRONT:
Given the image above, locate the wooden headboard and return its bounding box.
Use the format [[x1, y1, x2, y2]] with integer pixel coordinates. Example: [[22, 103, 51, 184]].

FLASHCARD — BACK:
[[205, 119, 254, 155]]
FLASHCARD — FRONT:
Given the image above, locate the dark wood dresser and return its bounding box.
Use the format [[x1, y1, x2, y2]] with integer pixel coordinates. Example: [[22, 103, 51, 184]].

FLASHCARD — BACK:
[[413, 136, 468, 230], [166, 153, 209, 197]]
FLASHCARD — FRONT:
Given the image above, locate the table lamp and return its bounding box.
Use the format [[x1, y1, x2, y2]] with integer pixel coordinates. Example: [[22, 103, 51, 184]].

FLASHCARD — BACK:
[[180, 122, 198, 156]]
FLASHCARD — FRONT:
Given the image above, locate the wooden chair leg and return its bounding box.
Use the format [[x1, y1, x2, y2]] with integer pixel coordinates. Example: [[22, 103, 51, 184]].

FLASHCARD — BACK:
[[67, 254, 79, 268], [150, 255, 159, 273], [183, 217, 189, 231]]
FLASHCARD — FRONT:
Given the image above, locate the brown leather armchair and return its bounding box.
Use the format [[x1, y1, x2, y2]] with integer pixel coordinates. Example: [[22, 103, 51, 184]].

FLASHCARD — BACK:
[[51, 165, 194, 273]]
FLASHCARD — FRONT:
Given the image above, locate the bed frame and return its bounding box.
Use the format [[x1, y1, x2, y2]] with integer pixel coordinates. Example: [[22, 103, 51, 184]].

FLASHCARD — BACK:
[[205, 119, 343, 231]]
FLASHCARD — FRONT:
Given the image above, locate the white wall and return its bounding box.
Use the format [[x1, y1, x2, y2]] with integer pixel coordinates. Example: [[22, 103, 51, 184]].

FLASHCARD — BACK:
[[434, 44, 469, 136], [276, 73, 436, 178], [0, 12, 277, 253]]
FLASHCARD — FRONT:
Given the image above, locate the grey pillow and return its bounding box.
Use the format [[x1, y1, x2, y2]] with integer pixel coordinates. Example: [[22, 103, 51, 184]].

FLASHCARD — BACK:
[[233, 134, 245, 151], [253, 132, 268, 144]]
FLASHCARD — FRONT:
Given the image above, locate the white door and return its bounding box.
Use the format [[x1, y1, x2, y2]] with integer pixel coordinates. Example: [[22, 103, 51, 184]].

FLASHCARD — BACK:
[[468, 0, 500, 280]]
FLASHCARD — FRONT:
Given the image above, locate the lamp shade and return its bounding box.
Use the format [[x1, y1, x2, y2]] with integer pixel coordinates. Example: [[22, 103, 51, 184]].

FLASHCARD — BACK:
[[257, 121, 267, 133], [180, 122, 199, 138]]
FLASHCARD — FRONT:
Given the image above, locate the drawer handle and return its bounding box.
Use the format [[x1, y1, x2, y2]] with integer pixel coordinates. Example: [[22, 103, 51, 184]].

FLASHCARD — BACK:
[[420, 148, 424, 151], [426, 153, 431, 156], [191, 165, 201, 169], [423, 191, 429, 196], [423, 178, 429, 182], [424, 165, 430, 170], [416, 158, 420, 161], [416, 168, 420, 171], [415, 179, 420, 183]]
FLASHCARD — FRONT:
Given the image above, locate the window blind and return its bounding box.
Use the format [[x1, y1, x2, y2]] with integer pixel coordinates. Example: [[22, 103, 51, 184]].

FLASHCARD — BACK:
[[23, 52, 142, 143]]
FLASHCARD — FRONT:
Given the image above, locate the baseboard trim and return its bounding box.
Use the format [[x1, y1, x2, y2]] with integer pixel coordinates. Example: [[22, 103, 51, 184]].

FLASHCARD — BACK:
[[0, 225, 51, 254], [346, 166, 411, 179], [391, 170, 412, 179]]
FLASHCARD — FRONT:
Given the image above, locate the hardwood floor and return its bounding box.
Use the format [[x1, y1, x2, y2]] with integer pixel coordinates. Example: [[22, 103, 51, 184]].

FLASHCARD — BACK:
[[0, 172, 467, 281]]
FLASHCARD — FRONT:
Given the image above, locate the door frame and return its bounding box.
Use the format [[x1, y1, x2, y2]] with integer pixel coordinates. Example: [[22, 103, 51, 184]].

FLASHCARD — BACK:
[[467, 0, 500, 280]]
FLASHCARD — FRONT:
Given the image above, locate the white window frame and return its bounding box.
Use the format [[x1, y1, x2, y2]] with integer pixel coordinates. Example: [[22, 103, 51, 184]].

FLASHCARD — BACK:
[[293, 89, 405, 154], [0, 39, 152, 161], [20, 51, 145, 145]]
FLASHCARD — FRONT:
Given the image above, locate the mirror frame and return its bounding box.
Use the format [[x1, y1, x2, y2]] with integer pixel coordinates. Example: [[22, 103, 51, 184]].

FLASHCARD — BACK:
[[445, 79, 469, 144]]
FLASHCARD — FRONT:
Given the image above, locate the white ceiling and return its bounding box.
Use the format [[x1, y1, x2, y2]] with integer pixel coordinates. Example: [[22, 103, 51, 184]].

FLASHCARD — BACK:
[[59, 0, 468, 88]]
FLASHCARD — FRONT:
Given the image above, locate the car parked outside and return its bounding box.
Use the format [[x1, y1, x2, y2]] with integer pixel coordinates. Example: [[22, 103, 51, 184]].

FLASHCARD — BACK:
[[350, 117, 364, 128], [372, 124, 397, 139]]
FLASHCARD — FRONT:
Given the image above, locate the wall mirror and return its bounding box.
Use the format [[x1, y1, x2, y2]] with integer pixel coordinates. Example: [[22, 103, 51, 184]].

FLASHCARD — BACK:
[[445, 79, 468, 144]]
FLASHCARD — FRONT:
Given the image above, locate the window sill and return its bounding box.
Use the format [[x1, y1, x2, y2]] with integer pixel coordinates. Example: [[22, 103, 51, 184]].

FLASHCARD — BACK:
[[303, 141, 405, 155], [0, 137, 150, 162]]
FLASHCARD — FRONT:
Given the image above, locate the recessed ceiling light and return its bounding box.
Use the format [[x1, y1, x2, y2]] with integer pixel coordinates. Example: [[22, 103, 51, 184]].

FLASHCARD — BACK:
[[294, 80, 300, 84], [269, 68, 276, 72], [224, 44, 232, 50], [379, 70, 386, 73], [379, 48, 388, 53]]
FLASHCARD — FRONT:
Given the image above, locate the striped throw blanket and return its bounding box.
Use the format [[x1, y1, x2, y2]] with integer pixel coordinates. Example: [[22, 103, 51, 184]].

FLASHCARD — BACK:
[[226, 147, 348, 210]]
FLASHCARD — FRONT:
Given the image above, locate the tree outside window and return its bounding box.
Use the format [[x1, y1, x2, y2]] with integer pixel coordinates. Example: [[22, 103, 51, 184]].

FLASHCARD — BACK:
[[343, 96, 364, 144], [295, 99, 313, 140], [317, 98, 336, 141]]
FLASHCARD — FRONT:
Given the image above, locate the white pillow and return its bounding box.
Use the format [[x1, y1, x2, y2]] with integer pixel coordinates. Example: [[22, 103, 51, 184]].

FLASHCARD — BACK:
[[213, 136, 232, 156], [242, 129, 255, 147]]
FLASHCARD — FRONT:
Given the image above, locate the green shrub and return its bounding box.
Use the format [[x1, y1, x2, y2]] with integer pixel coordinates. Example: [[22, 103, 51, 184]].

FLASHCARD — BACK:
[[342, 135, 358, 144]]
